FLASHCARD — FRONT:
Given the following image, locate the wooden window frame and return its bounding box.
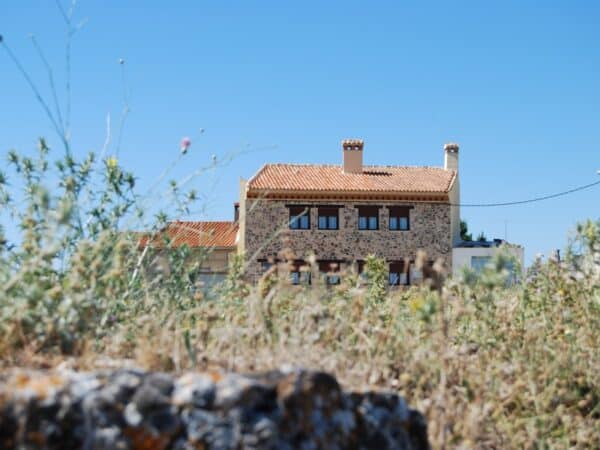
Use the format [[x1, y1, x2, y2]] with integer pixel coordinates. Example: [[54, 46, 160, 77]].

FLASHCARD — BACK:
[[389, 261, 410, 286], [318, 206, 340, 230], [388, 206, 412, 231], [356, 206, 379, 230], [288, 206, 311, 230], [318, 260, 342, 285], [290, 260, 311, 285], [409, 260, 435, 284]]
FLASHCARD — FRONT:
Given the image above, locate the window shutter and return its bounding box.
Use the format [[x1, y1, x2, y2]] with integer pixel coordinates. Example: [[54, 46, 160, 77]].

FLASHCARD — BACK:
[[318, 207, 338, 216], [389, 262, 404, 274], [389, 206, 410, 217], [289, 206, 308, 216], [319, 261, 339, 272], [358, 206, 379, 216]]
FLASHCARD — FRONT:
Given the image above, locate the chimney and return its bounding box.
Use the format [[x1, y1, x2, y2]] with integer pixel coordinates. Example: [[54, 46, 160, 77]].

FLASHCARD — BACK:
[[342, 139, 364, 174], [444, 142, 459, 171]]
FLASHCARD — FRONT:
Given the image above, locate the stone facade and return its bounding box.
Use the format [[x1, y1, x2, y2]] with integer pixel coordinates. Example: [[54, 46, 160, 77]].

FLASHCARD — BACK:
[[244, 198, 452, 281]]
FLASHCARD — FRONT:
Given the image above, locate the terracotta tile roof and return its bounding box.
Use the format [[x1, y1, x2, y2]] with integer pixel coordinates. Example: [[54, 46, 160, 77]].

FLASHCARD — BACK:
[[247, 164, 456, 194], [139, 221, 238, 249]]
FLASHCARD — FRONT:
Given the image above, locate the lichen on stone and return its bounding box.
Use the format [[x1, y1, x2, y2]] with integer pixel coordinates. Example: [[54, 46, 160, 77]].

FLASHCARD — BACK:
[[0, 368, 429, 450]]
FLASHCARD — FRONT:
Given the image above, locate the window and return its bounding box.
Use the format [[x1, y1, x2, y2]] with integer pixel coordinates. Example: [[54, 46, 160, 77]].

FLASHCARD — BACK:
[[290, 261, 311, 285], [410, 265, 422, 283], [195, 272, 227, 292], [347, 260, 368, 283], [389, 261, 409, 286], [261, 259, 280, 273], [389, 206, 410, 231], [319, 261, 341, 285], [318, 207, 339, 230], [356, 260, 366, 275], [471, 256, 492, 273], [290, 270, 311, 285], [411, 260, 435, 284], [289, 206, 310, 229], [357, 206, 379, 230]]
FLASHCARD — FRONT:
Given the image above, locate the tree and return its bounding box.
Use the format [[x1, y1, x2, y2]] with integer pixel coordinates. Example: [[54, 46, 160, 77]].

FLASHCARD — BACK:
[[460, 220, 473, 242]]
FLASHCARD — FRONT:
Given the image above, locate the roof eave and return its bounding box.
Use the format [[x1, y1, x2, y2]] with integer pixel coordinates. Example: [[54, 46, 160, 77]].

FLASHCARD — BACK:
[[246, 188, 450, 200]]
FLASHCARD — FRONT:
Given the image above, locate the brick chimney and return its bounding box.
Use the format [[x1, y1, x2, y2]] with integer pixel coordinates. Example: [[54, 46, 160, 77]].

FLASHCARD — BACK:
[[444, 142, 459, 171], [342, 139, 364, 174]]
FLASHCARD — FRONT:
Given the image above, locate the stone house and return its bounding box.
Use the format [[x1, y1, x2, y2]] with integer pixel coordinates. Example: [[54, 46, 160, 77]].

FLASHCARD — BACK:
[[237, 140, 462, 286], [140, 139, 518, 287]]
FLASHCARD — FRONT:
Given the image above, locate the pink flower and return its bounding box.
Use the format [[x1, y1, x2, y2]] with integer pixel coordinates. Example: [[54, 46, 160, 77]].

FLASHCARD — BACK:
[[180, 137, 191, 154]]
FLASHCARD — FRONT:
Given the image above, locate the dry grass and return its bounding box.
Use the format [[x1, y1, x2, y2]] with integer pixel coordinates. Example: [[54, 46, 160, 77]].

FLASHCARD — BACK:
[[114, 251, 599, 450], [2, 241, 600, 449], [0, 144, 598, 448]]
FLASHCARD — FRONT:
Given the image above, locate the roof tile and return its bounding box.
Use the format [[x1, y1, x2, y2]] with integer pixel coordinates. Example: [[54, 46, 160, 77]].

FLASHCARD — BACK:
[[139, 221, 238, 249], [247, 164, 455, 194]]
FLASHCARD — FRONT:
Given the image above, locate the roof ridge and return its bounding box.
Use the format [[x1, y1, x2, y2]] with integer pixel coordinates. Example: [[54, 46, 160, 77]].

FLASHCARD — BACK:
[[363, 164, 446, 170], [169, 220, 236, 225], [263, 162, 446, 170], [266, 163, 340, 167]]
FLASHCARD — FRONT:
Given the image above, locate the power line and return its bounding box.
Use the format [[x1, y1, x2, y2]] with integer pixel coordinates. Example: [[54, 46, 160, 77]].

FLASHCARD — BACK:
[[451, 179, 600, 207]]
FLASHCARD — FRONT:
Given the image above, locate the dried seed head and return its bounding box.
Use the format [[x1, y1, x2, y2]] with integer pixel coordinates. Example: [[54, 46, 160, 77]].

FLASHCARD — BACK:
[[180, 137, 191, 154]]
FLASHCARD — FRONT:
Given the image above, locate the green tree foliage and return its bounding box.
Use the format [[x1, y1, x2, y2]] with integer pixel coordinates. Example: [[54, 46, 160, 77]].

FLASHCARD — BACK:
[[460, 220, 472, 241], [364, 255, 387, 304]]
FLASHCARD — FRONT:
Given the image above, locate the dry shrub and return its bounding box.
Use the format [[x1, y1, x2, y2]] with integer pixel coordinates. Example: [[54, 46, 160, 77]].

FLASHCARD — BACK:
[[119, 234, 599, 449], [1, 142, 598, 448]]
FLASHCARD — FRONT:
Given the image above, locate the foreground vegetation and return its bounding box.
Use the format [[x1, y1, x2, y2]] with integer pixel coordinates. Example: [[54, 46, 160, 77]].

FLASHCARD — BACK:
[[0, 144, 598, 449]]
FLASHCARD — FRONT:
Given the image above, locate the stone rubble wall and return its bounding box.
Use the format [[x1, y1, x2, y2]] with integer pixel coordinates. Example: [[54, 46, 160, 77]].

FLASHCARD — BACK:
[[0, 368, 429, 450], [244, 199, 452, 281]]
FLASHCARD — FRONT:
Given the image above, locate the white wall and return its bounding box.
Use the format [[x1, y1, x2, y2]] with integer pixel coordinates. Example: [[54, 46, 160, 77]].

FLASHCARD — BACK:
[[448, 177, 461, 248], [452, 246, 525, 278], [238, 178, 247, 256]]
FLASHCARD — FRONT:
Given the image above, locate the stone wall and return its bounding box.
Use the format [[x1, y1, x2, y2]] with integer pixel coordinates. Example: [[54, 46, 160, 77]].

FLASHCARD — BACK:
[[0, 368, 429, 450], [244, 199, 452, 281]]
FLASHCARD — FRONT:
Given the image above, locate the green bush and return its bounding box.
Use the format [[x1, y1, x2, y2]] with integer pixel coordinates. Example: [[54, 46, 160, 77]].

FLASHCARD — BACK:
[[0, 139, 199, 354], [364, 255, 387, 304]]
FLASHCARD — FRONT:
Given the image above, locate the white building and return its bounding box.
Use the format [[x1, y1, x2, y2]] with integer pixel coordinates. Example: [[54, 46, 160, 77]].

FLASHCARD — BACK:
[[452, 239, 525, 281]]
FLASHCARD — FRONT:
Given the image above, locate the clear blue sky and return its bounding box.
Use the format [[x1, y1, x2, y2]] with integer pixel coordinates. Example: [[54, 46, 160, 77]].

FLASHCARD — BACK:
[[2, 1, 600, 264]]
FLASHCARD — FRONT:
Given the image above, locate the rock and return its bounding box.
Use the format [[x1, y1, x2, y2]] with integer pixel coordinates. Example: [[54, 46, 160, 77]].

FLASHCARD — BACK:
[[0, 368, 429, 450]]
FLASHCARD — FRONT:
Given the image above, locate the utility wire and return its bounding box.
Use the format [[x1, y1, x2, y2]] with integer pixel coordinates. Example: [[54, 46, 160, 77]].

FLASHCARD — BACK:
[[450, 179, 600, 207]]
